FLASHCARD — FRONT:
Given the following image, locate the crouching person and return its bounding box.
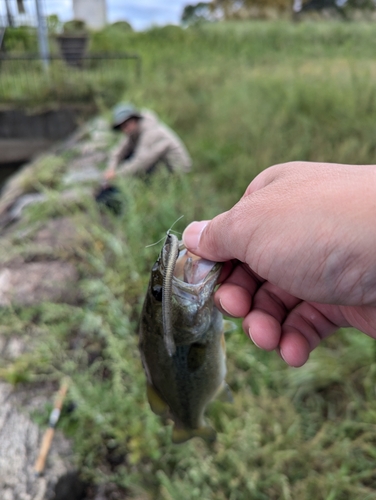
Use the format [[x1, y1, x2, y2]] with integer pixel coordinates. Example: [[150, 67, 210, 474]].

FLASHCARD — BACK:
[[104, 103, 192, 181]]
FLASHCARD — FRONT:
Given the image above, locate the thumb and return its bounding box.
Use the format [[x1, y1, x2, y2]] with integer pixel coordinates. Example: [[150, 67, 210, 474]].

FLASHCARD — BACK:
[[182, 209, 250, 263], [182, 165, 287, 263]]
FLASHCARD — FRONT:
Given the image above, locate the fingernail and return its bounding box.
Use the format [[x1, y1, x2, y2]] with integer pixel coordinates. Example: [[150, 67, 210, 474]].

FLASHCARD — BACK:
[[278, 347, 287, 364], [182, 221, 208, 250], [247, 327, 262, 349], [219, 298, 233, 317]]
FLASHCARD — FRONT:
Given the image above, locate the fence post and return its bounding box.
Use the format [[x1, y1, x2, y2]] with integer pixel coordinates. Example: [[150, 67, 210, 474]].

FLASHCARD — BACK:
[[35, 0, 49, 71], [5, 0, 14, 27]]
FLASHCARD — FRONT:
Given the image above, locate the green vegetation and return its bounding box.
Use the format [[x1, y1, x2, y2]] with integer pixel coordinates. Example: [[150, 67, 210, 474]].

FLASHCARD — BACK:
[[181, 0, 376, 22], [0, 23, 139, 106], [2, 20, 376, 498]]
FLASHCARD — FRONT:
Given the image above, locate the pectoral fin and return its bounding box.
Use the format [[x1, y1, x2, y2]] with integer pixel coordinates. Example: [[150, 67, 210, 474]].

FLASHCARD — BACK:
[[223, 320, 237, 333], [146, 383, 169, 416], [216, 381, 234, 404], [172, 424, 216, 444]]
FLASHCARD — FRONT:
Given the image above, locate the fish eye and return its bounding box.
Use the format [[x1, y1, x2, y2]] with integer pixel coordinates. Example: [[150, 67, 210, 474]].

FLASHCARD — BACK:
[[152, 285, 163, 302]]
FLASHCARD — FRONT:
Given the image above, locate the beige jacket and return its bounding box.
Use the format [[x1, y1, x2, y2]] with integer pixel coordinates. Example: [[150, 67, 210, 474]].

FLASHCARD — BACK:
[[108, 110, 192, 176]]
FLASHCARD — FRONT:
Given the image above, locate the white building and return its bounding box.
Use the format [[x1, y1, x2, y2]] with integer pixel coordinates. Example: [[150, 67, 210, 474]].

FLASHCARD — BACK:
[[73, 0, 107, 30]]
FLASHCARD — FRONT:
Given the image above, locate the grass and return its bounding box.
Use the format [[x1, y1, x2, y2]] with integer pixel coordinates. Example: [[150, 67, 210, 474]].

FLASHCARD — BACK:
[[0, 57, 137, 106], [2, 19, 376, 499], [0, 27, 140, 106]]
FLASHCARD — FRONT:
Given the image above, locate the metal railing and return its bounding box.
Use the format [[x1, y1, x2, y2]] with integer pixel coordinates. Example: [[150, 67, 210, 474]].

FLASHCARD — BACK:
[[0, 26, 5, 51], [0, 52, 142, 104]]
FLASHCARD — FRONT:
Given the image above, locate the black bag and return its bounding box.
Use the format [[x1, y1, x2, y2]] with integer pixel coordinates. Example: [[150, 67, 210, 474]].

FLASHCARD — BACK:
[[95, 185, 123, 216]]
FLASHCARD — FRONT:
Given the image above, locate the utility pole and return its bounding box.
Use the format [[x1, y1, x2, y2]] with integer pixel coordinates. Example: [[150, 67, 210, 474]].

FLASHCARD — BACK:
[[35, 0, 49, 71], [4, 0, 14, 26]]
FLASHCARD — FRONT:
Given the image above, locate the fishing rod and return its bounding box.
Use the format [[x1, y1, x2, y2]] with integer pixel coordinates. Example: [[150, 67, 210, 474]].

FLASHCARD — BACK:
[[34, 380, 69, 476]]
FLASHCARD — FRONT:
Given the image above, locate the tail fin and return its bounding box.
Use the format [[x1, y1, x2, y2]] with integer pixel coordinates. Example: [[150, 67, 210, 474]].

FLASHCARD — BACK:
[[172, 424, 216, 444]]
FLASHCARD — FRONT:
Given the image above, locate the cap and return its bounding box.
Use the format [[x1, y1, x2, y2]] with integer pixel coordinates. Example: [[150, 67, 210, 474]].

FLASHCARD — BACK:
[[112, 103, 141, 130]]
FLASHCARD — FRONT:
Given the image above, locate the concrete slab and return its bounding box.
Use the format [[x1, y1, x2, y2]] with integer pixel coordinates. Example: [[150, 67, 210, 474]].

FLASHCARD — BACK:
[[0, 139, 54, 163]]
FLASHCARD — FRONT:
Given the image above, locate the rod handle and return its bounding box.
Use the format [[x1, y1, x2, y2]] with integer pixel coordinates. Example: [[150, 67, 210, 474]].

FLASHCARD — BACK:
[[34, 427, 55, 476]]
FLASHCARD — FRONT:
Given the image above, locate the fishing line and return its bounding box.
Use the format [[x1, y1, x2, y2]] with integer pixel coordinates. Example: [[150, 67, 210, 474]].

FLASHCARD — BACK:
[[167, 214, 184, 232], [145, 236, 165, 249], [145, 215, 184, 248]]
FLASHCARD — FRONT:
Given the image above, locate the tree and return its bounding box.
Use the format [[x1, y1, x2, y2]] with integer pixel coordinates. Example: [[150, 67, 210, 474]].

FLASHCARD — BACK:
[[46, 14, 62, 35], [299, 0, 340, 11], [188, 0, 376, 21], [209, 0, 292, 19], [181, 2, 215, 24], [295, 0, 376, 15], [344, 0, 376, 8]]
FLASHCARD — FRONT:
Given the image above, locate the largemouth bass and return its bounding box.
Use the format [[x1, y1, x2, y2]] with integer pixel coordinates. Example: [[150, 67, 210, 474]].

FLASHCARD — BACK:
[[139, 233, 232, 444]]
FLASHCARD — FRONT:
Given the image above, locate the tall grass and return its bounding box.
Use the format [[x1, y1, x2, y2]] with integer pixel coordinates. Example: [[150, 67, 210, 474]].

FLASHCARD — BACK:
[[91, 21, 376, 204], [2, 20, 376, 499]]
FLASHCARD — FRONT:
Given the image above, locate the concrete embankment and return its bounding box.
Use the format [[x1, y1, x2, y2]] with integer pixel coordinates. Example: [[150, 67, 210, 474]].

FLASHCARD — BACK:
[[0, 115, 113, 500], [0, 105, 94, 185]]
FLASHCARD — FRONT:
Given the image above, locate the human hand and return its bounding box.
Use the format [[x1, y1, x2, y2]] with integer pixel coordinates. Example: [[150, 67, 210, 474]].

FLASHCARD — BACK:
[[182, 162, 376, 367], [104, 168, 116, 181]]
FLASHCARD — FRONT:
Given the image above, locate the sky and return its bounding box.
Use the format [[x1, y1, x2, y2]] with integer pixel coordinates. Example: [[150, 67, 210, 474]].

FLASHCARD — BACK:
[[0, 1, 192, 31], [45, 0, 192, 31]]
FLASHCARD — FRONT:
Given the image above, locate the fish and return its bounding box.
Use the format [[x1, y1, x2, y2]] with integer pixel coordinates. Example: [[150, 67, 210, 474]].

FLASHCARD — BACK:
[[139, 232, 233, 444]]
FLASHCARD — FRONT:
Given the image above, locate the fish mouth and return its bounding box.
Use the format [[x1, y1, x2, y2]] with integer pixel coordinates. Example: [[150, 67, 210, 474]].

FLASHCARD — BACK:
[[172, 246, 222, 298], [157, 240, 222, 347]]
